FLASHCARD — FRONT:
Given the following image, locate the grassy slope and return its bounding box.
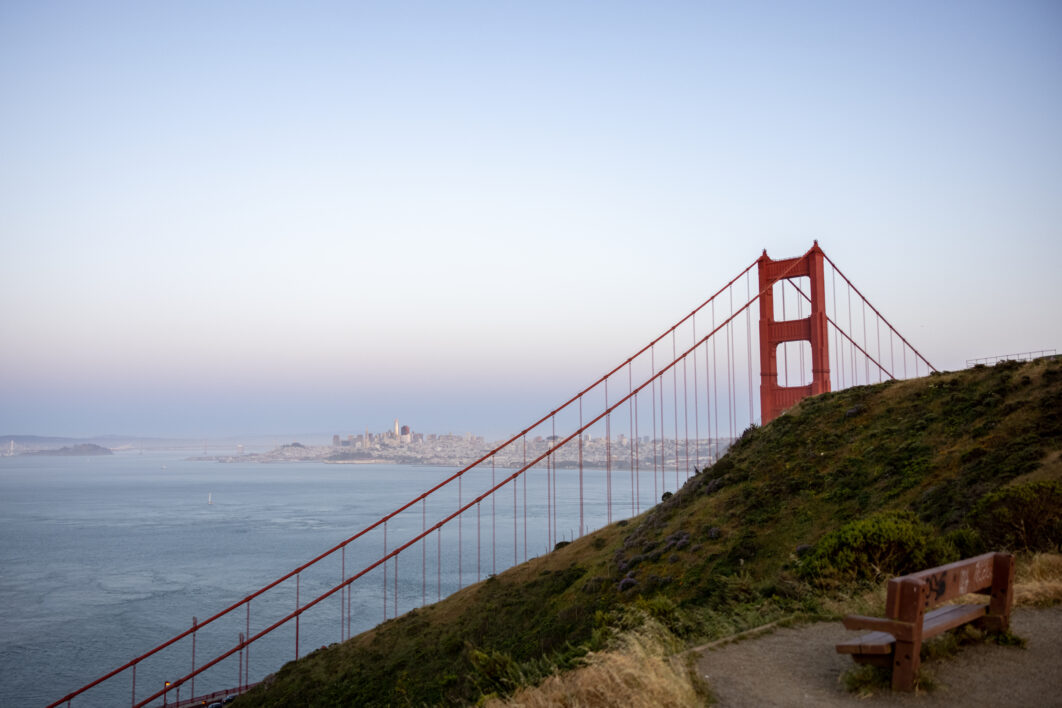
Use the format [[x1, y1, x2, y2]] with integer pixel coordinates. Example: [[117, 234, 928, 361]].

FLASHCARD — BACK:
[[238, 357, 1062, 707]]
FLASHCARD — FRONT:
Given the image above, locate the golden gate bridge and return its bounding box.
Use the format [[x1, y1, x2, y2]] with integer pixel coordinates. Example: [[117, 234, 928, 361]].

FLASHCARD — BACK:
[[48, 242, 935, 707]]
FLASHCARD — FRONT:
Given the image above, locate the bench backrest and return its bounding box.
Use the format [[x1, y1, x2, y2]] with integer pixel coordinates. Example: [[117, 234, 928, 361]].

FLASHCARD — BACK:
[[884, 552, 1012, 618]]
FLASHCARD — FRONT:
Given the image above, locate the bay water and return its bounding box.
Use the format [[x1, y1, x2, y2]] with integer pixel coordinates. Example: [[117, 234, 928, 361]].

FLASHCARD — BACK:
[[0, 450, 665, 706]]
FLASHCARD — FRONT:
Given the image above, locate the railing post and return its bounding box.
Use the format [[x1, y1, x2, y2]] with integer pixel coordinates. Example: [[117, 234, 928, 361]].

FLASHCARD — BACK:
[[131, 662, 136, 708], [239, 632, 245, 693]]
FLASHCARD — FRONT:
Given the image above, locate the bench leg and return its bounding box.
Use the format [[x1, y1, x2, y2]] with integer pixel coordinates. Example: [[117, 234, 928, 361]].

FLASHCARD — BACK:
[[891, 639, 920, 691], [890, 578, 926, 691]]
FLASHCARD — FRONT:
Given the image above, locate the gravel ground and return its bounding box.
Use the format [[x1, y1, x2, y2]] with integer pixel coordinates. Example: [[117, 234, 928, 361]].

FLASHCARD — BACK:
[[696, 606, 1062, 707]]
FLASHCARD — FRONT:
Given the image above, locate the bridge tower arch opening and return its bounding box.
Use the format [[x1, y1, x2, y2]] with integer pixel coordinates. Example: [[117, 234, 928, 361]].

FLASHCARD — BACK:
[[757, 241, 831, 424]]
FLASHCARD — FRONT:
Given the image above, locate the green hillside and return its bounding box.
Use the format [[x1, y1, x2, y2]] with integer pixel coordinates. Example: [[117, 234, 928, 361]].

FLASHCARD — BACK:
[[238, 357, 1062, 707]]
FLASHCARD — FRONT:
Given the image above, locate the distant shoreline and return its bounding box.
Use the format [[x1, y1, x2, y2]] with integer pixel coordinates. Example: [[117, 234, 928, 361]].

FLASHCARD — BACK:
[[22, 443, 113, 457]]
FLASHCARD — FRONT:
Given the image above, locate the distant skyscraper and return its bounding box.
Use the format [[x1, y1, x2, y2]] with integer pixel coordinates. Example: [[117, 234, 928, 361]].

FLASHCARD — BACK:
[[394, 419, 399, 438]]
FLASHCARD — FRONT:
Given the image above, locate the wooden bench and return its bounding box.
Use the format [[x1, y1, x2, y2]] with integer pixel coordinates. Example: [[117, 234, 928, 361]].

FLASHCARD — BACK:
[[835, 551, 1015, 691]]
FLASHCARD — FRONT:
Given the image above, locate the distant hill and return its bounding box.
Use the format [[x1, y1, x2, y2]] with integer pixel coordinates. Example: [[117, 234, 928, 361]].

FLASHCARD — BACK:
[[238, 357, 1062, 707], [22, 443, 113, 456]]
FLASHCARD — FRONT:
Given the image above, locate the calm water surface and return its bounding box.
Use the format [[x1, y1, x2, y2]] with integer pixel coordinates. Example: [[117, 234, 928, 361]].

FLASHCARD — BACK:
[[0, 451, 644, 706]]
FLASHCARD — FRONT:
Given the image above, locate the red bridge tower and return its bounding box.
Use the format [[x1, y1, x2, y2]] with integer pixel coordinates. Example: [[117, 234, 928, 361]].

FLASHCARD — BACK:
[[758, 242, 831, 424]]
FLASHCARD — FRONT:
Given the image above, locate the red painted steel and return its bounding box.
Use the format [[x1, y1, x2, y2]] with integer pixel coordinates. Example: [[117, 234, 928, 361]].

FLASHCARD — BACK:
[[757, 241, 831, 424]]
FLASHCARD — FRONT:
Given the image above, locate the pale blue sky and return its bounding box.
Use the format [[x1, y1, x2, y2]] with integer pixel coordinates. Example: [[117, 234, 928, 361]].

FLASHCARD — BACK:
[[1, 1, 1060, 438]]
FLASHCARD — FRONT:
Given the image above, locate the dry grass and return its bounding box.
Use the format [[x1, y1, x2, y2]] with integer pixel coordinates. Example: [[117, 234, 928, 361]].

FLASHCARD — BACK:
[[483, 620, 707, 708], [1014, 552, 1062, 607]]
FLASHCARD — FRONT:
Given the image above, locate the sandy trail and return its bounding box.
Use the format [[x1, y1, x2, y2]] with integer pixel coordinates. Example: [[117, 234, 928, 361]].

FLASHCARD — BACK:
[[696, 606, 1062, 707]]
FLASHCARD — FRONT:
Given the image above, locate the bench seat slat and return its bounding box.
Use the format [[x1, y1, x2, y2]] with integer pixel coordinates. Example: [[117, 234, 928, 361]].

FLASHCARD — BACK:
[[922, 603, 986, 639], [836, 629, 894, 655]]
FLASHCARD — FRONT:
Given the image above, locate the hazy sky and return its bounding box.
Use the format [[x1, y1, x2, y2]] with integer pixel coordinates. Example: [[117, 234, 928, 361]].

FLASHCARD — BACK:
[[2, 1, 1060, 439]]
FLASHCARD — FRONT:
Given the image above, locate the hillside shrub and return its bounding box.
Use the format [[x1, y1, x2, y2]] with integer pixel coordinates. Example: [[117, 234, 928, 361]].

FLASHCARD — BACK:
[[798, 511, 957, 587], [969, 481, 1062, 552]]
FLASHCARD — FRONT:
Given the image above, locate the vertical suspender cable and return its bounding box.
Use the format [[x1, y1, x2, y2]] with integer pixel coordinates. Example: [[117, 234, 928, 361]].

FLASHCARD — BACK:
[[728, 286, 736, 441], [890, 328, 895, 379], [692, 315, 700, 469], [746, 270, 754, 424], [782, 279, 789, 388], [797, 280, 805, 385], [876, 312, 882, 383], [513, 454, 518, 566], [383, 523, 388, 620], [629, 361, 636, 514], [833, 266, 842, 389], [547, 418, 556, 551], [645, 348, 654, 503], [190, 617, 196, 700], [422, 499, 427, 607], [671, 329, 679, 490], [862, 300, 869, 384], [712, 300, 718, 457], [654, 348, 662, 492], [522, 435, 527, 563], [491, 456, 496, 576], [579, 397, 584, 538], [848, 283, 855, 386], [634, 391, 641, 513], [605, 381, 612, 525], [683, 354, 689, 480], [340, 549, 345, 643], [553, 416, 558, 545], [295, 574, 301, 660], [458, 475, 462, 589]]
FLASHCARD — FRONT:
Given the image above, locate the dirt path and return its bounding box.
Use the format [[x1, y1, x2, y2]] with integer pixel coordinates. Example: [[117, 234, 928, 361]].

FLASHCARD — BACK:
[[696, 607, 1062, 707]]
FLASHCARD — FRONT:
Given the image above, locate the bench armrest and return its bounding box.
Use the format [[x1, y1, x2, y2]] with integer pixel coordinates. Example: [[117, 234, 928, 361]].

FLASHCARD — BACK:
[[842, 614, 916, 641]]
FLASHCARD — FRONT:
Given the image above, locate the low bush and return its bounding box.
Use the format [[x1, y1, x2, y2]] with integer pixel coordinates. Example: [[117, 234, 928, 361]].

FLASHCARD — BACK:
[[969, 481, 1062, 552], [797, 511, 957, 587]]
